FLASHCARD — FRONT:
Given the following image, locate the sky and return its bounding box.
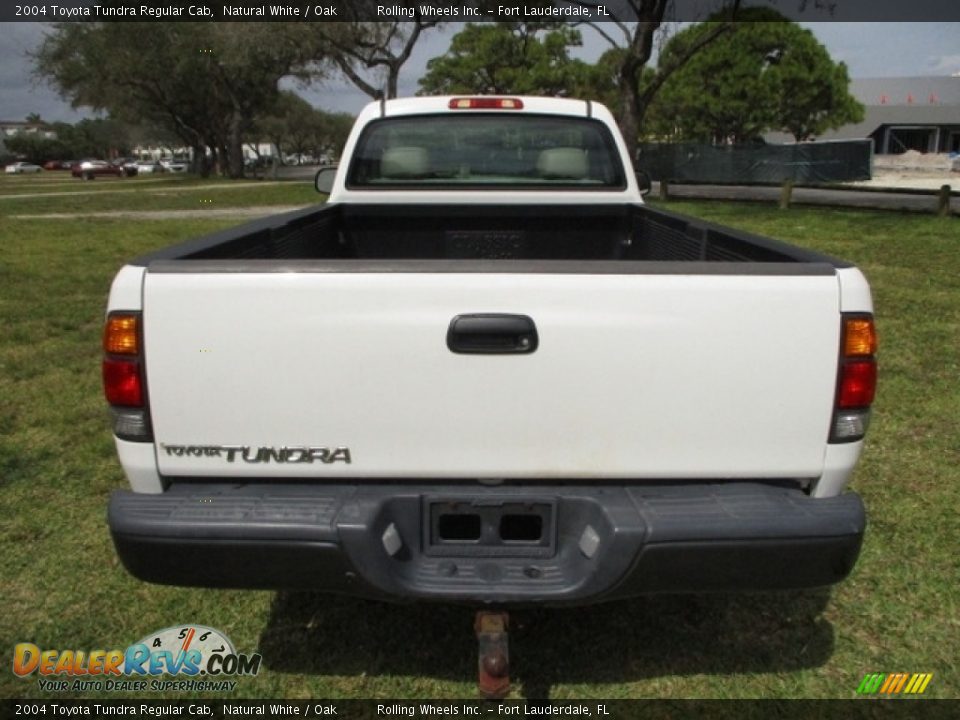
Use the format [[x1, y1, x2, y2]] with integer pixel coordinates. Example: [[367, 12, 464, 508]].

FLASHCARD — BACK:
[[1, 21, 958, 123]]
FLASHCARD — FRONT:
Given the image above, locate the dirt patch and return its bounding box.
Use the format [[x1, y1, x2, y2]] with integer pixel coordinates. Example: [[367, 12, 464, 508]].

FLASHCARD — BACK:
[[851, 173, 957, 191], [874, 151, 957, 172], [848, 155, 958, 191]]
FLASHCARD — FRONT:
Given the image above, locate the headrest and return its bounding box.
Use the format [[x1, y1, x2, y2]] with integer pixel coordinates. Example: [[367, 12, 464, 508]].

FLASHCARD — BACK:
[[537, 147, 588, 179], [381, 146, 429, 178]]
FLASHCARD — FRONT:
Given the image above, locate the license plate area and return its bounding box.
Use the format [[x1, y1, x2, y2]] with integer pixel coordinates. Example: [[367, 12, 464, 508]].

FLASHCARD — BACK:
[[424, 497, 556, 558]]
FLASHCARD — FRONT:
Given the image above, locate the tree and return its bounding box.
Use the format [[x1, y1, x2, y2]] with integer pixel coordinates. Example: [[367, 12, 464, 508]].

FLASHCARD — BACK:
[[252, 91, 327, 162], [202, 24, 312, 177], [249, 93, 353, 170], [418, 23, 589, 96], [6, 118, 132, 162], [576, 47, 655, 113], [647, 9, 863, 143], [574, 0, 743, 158], [33, 19, 311, 177], [311, 7, 441, 99], [4, 134, 65, 164], [69, 118, 133, 157], [307, 111, 354, 162], [574, 1, 850, 155], [35, 22, 212, 172]]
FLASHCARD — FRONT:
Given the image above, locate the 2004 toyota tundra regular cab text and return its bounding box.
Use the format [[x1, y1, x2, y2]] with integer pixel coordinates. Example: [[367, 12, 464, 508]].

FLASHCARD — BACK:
[[104, 96, 876, 604]]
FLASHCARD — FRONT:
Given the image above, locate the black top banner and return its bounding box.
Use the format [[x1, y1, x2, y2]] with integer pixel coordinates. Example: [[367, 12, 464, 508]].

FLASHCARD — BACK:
[[2, 0, 960, 23]]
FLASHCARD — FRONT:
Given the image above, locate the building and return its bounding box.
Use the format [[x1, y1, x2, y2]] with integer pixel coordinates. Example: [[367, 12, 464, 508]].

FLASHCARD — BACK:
[[129, 142, 278, 162], [820, 76, 960, 154], [0, 120, 57, 139]]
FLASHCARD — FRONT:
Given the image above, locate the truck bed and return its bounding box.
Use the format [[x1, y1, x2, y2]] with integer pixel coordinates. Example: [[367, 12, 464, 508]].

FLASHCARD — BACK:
[[131, 203, 849, 269]]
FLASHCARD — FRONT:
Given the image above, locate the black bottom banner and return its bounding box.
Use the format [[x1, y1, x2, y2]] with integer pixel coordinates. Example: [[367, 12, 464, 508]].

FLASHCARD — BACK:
[[1, 700, 957, 720]]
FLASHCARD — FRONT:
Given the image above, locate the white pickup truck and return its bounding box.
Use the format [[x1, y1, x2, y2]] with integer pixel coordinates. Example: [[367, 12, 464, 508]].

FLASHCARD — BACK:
[[104, 96, 875, 604]]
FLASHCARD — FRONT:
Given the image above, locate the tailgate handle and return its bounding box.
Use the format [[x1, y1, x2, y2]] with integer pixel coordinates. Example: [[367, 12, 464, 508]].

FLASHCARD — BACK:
[[447, 314, 538, 355]]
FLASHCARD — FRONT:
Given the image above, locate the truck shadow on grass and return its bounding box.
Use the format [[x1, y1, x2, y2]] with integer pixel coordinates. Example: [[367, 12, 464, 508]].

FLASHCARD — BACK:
[[258, 590, 833, 696]]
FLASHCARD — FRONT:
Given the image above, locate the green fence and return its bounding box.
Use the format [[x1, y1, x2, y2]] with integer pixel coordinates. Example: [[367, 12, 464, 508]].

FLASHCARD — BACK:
[[637, 140, 872, 184]]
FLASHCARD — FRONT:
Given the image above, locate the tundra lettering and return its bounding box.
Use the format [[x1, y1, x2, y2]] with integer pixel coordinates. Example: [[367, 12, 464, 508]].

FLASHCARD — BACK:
[[160, 445, 351, 464]]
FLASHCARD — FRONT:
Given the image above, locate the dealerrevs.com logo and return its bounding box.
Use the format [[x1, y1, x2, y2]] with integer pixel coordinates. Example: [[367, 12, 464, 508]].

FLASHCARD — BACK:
[[13, 625, 261, 692]]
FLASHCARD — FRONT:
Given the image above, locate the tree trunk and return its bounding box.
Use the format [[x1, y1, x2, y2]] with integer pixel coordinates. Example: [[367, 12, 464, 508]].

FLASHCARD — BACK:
[[597, 4, 737, 164], [617, 62, 641, 166], [225, 106, 245, 179], [191, 143, 209, 178], [387, 65, 399, 99]]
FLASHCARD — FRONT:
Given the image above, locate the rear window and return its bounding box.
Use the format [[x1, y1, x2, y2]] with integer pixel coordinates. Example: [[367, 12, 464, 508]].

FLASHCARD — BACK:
[[347, 114, 626, 189]]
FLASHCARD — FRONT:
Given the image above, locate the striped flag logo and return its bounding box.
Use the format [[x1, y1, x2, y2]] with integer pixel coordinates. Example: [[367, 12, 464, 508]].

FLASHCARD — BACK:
[[857, 672, 933, 695]]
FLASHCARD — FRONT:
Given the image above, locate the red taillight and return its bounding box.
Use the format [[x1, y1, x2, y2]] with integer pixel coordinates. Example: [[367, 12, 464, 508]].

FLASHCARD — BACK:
[[837, 315, 878, 409], [831, 313, 878, 443], [838, 360, 877, 408], [103, 309, 151, 440], [448, 97, 524, 110], [103, 358, 144, 407]]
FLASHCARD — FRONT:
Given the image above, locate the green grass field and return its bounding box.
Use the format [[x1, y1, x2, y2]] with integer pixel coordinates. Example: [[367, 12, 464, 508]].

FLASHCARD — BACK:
[[0, 173, 317, 215], [1, 176, 957, 700]]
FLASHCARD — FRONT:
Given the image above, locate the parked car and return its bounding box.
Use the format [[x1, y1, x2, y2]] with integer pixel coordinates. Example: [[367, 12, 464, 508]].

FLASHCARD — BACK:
[[113, 158, 140, 177], [43, 160, 74, 171], [72, 160, 124, 180], [160, 158, 188, 173], [244, 156, 274, 170], [283, 154, 316, 166], [134, 160, 164, 174], [5, 162, 42, 174]]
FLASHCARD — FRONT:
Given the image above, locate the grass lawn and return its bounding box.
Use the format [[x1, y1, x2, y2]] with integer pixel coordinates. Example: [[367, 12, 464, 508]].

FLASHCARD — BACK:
[[1, 182, 957, 700], [0, 173, 232, 195], [0, 174, 318, 215]]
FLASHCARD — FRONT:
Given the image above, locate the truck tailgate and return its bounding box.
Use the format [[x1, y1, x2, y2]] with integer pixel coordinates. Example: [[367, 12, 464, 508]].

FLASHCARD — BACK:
[[143, 268, 840, 480]]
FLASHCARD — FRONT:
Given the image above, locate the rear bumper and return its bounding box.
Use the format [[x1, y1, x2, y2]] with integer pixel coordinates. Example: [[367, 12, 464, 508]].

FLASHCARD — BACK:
[[109, 482, 865, 605]]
